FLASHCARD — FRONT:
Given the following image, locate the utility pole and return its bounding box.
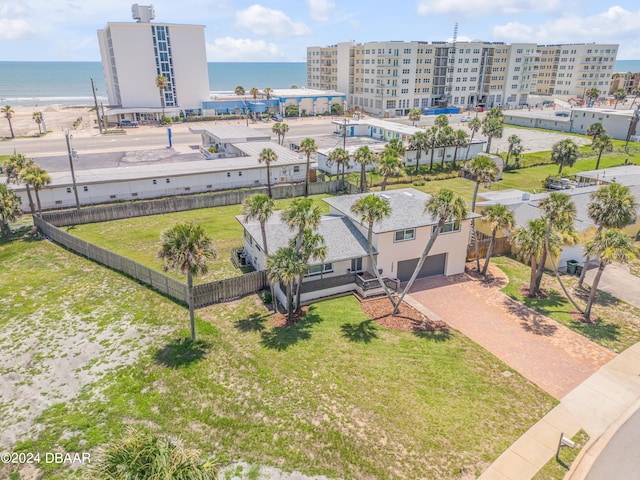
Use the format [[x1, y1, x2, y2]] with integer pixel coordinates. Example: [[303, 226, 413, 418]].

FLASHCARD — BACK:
[[91, 78, 103, 134], [65, 131, 81, 211], [343, 118, 347, 151], [625, 106, 639, 153]]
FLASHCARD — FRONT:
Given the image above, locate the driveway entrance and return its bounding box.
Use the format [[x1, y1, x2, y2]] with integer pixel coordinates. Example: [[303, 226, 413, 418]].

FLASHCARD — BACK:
[[407, 271, 616, 399]]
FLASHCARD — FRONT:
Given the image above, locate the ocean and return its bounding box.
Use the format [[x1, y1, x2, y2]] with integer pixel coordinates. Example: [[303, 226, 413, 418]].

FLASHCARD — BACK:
[[1, 59, 639, 107]]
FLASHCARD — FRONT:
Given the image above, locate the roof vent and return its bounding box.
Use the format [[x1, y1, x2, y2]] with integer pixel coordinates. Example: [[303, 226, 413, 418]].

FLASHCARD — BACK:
[[403, 191, 414, 197]]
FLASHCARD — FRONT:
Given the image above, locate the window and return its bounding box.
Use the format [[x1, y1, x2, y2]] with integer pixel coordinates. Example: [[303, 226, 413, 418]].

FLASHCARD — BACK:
[[293, 166, 300, 173], [433, 220, 461, 234], [227, 172, 231, 177], [394, 229, 415, 242], [66, 187, 72, 193], [306, 263, 333, 276], [238, 171, 242, 176], [83, 186, 88, 192], [351, 257, 363, 272], [153, 179, 157, 185], [165, 178, 170, 183]]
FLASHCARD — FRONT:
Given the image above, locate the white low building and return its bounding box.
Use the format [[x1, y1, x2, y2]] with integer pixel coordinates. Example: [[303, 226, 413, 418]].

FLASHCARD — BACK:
[[237, 188, 478, 305]]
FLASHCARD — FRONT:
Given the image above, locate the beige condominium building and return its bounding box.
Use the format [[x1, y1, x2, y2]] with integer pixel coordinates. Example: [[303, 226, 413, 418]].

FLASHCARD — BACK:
[[307, 41, 618, 116]]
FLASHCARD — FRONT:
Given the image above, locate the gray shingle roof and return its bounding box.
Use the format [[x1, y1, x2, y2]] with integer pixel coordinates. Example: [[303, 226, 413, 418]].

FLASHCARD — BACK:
[[236, 213, 374, 264], [324, 188, 478, 233]]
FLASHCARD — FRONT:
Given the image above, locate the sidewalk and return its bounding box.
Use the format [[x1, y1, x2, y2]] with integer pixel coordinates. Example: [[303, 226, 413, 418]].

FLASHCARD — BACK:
[[478, 342, 640, 479]]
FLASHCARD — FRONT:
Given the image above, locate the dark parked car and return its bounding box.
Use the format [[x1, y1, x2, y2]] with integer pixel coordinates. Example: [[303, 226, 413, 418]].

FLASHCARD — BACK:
[[271, 114, 283, 122], [117, 120, 139, 127]]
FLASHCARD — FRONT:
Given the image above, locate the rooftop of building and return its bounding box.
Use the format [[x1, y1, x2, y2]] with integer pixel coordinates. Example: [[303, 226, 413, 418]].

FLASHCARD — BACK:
[[189, 125, 271, 143], [575, 165, 640, 186]]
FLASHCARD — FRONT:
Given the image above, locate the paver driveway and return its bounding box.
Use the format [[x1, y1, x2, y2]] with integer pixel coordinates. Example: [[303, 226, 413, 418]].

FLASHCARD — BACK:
[[406, 270, 616, 399]]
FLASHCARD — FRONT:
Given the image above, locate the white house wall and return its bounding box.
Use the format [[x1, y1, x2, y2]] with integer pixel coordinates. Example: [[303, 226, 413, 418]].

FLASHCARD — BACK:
[[570, 110, 633, 140]]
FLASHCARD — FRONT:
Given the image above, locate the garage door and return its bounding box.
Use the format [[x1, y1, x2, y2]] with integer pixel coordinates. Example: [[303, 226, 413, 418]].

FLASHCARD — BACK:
[[396, 253, 446, 282]]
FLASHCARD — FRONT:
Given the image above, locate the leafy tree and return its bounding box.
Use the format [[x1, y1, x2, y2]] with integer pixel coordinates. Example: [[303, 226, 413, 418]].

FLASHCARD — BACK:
[[32, 111, 43, 135], [3, 152, 30, 185], [505, 134, 522, 169], [591, 134, 613, 170], [235, 85, 245, 95], [481, 204, 515, 276], [155, 76, 168, 119], [408, 131, 429, 175], [257, 148, 278, 198], [267, 247, 306, 322], [586, 122, 607, 143], [451, 129, 469, 168], [20, 164, 50, 213], [481, 117, 504, 154], [353, 146, 375, 192], [327, 147, 350, 184], [157, 222, 218, 341], [290, 85, 299, 89], [331, 103, 344, 116], [291, 228, 326, 312], [434, 114, 449, 130], [285, 104, 299, 117], [351, 194, 396, 307], [392, 188, 467, 315], [2, 105, 15, 139], [583, 229, 637, 321], [613, 88, 627, 109], [299, 138, 318, 197], [0, 183, 21, 237], [585, 87, 600, 107], [578, 183, 638, 288], [88, 427, 219, 480], [377, 147, 402, 191], [468, 156, 499, 271], [408, 108, 421, 126], [551, 138, 579, 174]]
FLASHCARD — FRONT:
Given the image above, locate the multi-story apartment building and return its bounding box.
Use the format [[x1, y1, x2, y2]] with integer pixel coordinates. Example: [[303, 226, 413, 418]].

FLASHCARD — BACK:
[[97, 4, 210, 119], [308, 41, 618, 116], [610, 72, 640, 94]]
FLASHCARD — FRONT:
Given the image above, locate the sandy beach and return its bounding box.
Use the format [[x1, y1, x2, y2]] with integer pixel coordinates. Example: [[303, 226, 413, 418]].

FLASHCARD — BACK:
[[1, 104, 97, 138]]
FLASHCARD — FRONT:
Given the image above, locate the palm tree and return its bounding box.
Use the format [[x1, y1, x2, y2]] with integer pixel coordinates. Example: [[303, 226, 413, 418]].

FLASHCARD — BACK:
[[32, 111, 43, 135], [585, 87, 600, 107], [267, 247, 306, 323], [630, 87, 640, 108], [613, 88, 627, 109], [426, 125, 439, 170], [408, 131, 429, 175], [3, 152, 30, 184], [299, 138, 317, 197], [434, 114, 449, 130], [481, 204, 515, 276], [591, 134, 613, 170], [437, 126, 455, 167], [482, 117, 504, 154], [468, 156, 499, 271], [157, 222, 218, 341], [578, 183, 638, 288], [353, 146, 375, 192], [465, 116, 482, 161], [327, 147, 350, 184], [291, 228, 326, 312], [485, 107, 504, 122], [264, 87, 272, 101], [505, 134, 522, 169], [271, 122, 283, 145], [2, 105, 15, 139], [535, 193, 583, 312], [386, 137, 406, 157], [281, 197, 322, 253], [451, 129, 469, 169], [235, 86, 245, 96], [0, 183, 21, 237], [257, 148, 278, 198], [392, 188, 467, 315], [242, 194, 275, 257], [378, 147, 402, 191], [551, 138, 579, 174], [351, 194, 397, 307], [583, 229, 637, 321], [89, 428, 219, 480], [408, 108, 421, 126], [586, 122, 607, 143], [155, 76, 168, 119], [249, 87, 259, 120], [513, 218, 549, 297], [20, 164, 50, 213], [279, 122, 289, 146]]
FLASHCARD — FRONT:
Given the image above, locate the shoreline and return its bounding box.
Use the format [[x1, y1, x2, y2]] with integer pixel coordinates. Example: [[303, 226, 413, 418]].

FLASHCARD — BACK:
[[1, 105, 96, 138]]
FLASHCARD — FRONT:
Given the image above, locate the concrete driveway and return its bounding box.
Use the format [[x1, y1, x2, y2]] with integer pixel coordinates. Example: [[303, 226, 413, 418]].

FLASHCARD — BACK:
[[584, 263, 640, 310], [406, 271, 615, 399]]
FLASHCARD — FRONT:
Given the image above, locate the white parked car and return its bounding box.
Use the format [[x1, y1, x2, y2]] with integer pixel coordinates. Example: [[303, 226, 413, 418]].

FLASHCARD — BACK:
[[460, 115, 472, 122]]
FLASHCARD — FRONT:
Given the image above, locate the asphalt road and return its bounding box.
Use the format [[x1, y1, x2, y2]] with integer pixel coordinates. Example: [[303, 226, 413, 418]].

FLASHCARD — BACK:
[[585, 407, 640, 479]]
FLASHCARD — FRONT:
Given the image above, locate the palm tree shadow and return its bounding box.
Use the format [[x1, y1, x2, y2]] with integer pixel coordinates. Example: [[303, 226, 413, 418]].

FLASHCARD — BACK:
[[504, 297, 559, 336], [340, 320, 378, 343], [260, 308, 322, 351], [572, 320, 620, 344], [154, 338, 211, 368], [412, 321, 452, 342], [234, 313, 269, 333]]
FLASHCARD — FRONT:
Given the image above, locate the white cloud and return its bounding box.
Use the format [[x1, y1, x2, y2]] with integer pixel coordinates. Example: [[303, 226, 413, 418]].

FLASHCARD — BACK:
[[206, 37, 284, 62], [235, 4, 311, 38], [417, 0, 561, 16], [0, 18, 37, 39], [307, 0, 335, 21], [492, 6, 640, 58]]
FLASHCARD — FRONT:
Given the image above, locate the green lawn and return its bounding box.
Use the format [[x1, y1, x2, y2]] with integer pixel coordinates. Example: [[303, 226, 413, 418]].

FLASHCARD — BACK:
[[492, 256, 640, 353], [68, 194, 332, 284], [1, 234, 557, 480], [532, 430, 589, 480], [630, 241, 640, 278]]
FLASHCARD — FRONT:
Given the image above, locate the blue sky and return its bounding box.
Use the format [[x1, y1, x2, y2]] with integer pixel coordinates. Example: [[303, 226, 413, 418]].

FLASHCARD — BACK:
[[1, 0, 639, 61]]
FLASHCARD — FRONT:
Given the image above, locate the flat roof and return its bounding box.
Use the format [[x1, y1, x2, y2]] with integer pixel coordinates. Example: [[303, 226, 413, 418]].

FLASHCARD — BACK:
[[504, 111, 571, 122], [571, 108, 636, 117], [188, 125, 271, 143], [575, 165, 640, 186], [333, 118, 423, 136], [271, 88, 346, 98], [324, 188, 479, 233]]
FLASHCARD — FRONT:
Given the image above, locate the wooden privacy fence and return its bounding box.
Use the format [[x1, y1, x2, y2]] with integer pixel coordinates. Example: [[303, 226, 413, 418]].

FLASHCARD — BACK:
[[467, 231, 512, 260], [41, 180, 345, 227], [34, 216, 268, 308]]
